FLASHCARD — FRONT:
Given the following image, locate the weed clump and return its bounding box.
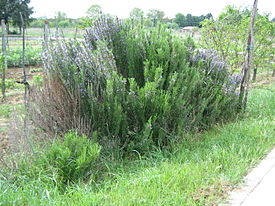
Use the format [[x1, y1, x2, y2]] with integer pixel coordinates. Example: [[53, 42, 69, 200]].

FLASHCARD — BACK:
[[14, 131, 101, 189]]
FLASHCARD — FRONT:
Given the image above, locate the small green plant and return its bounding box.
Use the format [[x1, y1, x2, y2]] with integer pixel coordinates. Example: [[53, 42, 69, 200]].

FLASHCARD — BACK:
[[44, 131, 101, 184], [0, 78, 16, 90], [30, 68, 43, 73], [17, 131, 101, 188], [32, 75, 43, 86], [0, 104, 12, 118]]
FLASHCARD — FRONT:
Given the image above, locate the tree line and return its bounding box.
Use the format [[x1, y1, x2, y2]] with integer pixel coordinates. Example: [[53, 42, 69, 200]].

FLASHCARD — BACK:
[[30, 6, 213, 29], [0, 1, 214, 31]]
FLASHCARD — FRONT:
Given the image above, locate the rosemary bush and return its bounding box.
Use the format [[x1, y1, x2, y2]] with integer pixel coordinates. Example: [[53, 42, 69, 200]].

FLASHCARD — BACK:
[[37, 16, 240, 154]]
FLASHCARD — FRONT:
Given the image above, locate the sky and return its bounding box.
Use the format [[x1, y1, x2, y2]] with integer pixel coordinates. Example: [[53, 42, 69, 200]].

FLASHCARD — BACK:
[[29, 0, 275, 19]]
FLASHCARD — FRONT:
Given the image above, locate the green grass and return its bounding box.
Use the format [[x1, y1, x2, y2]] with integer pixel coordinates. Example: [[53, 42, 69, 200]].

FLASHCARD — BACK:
[[0, 83, 274, 205], [0, 79, 17, 90], [0, 104, 24, 119], [4, 89, 25, 97], [0, 104, 13, 118]]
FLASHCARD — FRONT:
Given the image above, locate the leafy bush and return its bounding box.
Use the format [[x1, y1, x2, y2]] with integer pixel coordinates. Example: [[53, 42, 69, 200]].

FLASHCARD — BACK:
[[34, 16, 240, 154], [16, 131, 101, 187], [0, 78, 16, 90], [0, 54, 16, 89], [58, 20, 71, 28], [29, 19, 45, 28], [6, 47, 42, 67]]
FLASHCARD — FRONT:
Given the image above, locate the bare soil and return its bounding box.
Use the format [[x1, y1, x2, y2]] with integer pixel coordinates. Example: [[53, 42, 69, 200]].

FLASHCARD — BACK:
[[0, 66, 43, 153], [6, 66, 43, 79], [251, 71, 275, 88]]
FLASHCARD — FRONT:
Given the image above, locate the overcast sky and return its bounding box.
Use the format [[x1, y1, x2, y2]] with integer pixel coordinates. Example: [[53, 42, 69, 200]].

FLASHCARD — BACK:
[[29, 0, 275, 19]]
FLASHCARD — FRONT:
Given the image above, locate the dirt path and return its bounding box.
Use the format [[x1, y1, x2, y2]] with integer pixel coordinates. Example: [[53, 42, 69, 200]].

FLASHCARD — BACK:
[[0, 66, 43, 153]]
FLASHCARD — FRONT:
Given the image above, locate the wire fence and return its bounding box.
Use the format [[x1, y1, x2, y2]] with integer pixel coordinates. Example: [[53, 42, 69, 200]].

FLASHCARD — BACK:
[[1, 27, 84, 51], [0, 21, 87, 73]]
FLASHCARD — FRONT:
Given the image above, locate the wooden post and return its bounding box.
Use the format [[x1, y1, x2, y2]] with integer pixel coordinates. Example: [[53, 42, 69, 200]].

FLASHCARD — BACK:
[[55, 26, 59, 39], [74, 27, 78, 40], [1, 19, 7, 101], [252, 67, 257, 81], [44, 20, 49, 49], [19, 12, 33, 151], [19, 12, 27, 84], [239, 0, 258, 110]]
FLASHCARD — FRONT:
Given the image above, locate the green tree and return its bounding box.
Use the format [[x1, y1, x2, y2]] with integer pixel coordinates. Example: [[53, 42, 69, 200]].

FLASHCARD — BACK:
[[174, 13, 186, 27], [78, 4, 103, 28], [58, 20, 71, 28], [200, 7, 248, 71], [53, 11, 74, 28], [173, 13, 212, 28], [129, 8, 144, 22], [0, 0, 33, 32], [147, 9, 165, 26], [86, 4, 102, 19], [29, 18, 45, 28], [205, 13, 213, 20], [185, 14, 194, 26], [54, 11, 67, 26], [200, 5, 274, 78], [166, 22, 179, 29], [251, 14, 274, 80]]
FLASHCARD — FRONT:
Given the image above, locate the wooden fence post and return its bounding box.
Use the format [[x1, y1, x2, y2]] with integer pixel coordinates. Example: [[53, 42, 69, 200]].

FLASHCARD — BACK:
[[44, 20, 49, 49], [239, 0, 258, 110], [55, 26, 59, 39], [1, 19, 7, 101], [19, 12, 33, 151], [19, 13, 27, 84], [74, 27, 78, 40]]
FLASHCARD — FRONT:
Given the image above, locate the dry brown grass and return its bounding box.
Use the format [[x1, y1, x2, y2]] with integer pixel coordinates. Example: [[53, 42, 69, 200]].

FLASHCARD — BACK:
[[29, 74, 92, 138]]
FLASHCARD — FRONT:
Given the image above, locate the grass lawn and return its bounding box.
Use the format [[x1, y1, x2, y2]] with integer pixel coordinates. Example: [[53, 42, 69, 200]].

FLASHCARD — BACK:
[[0, 82, 274, 206]]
